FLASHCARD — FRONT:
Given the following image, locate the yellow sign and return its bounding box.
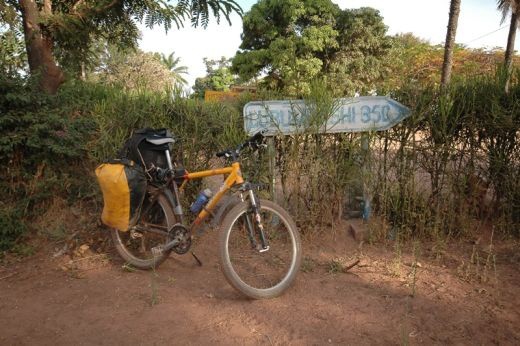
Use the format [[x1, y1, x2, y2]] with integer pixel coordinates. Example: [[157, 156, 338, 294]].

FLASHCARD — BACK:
[[204, 90, 241, 102]]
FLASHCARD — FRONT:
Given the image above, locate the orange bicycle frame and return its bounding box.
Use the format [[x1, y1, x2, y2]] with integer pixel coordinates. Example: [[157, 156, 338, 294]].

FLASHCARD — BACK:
[[180, 162, 244, 227]]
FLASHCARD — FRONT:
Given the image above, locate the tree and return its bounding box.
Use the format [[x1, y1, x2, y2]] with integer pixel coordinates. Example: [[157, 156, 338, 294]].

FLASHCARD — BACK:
[[1, 0, 242, 94], [497, 0, 520, 92], [232, 0, 339, 95], [441, 0, 461, 88], [159, 52, 189, 85], [231, 0, 392, 96], [385, 33, 515, 89], [95, 47, 175, 92], [192, 57, 236, 97], [0, 25, 26, 78], [327, 7, 393, 95]]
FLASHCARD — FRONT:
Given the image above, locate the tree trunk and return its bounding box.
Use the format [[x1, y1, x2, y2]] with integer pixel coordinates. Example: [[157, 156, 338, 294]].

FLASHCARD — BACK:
[[504, 11, 518, 94], [441, 0, 461, 88], [19, 0, 64, 94]]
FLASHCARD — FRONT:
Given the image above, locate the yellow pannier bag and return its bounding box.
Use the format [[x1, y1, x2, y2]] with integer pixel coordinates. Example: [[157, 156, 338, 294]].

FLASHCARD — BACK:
[[95, 160, 147, 231]]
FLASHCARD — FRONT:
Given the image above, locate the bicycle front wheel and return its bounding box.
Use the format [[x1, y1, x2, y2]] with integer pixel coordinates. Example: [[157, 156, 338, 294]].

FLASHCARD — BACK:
[[219, 199, 302, 299]]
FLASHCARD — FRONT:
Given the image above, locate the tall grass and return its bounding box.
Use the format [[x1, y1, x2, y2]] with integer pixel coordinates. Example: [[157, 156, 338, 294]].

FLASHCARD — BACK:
[[1, 70, 519, 251], [373, 71, 520, 239]]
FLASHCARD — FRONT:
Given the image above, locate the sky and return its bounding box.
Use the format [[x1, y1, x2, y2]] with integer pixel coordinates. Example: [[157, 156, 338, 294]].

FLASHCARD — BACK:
[[139, 0, 519, 88]]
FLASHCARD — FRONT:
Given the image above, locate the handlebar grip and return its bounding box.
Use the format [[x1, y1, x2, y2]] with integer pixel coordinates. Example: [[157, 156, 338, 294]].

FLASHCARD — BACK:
[[242, 130, 266, 150], [216, 151, 227, 158], [249, 131, 265, 144]]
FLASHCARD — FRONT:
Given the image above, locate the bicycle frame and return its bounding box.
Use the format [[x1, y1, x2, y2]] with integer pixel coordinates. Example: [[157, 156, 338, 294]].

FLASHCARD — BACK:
[[141, 139, 270, 255], [177, 162, 245, 230]]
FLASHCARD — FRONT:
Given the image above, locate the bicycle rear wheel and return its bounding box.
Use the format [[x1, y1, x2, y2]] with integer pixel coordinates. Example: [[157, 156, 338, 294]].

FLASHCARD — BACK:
[[111, 194, 174, 269], [219, 199, 302, 299]]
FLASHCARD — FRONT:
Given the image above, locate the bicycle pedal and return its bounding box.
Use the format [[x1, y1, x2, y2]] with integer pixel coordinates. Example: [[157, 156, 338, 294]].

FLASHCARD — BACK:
[[258, 246, 270, 253], [151, 246, 164, 256]]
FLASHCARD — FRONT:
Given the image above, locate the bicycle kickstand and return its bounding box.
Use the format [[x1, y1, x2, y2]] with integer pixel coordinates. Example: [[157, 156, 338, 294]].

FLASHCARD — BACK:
[[191, 251, 203, 266]]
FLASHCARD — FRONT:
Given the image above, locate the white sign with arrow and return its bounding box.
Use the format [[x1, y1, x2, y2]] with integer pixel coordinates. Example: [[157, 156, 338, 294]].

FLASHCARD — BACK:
[[244, 96, 411, 135]]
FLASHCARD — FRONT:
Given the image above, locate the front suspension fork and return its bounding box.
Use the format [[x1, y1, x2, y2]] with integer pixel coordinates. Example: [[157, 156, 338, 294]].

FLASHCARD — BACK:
[[245, 189, 269, 252]]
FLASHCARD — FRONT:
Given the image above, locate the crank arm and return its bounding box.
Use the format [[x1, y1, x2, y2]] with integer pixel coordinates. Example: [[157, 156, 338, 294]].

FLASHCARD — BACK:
[[151, 238, 180, 256]]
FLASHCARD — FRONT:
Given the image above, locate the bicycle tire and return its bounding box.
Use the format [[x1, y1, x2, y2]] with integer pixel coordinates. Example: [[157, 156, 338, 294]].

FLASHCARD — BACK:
[[219, 199, 302, 299], [111, 194, 175, 270]]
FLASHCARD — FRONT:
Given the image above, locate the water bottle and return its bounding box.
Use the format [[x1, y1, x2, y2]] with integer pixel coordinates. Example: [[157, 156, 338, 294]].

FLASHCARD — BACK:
[[190, 188, 213, 214]]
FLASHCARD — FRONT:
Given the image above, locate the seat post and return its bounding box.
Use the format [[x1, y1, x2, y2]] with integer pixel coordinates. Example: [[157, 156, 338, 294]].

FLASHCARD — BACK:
[[165, 150, 173, 170]]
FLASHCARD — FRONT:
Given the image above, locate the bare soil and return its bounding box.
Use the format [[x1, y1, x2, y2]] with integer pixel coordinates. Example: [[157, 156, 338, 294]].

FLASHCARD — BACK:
[[1, 221, 519, 345]]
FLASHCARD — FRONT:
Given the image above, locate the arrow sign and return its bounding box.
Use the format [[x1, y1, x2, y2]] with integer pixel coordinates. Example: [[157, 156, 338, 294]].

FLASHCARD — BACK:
[[244, 96, 411, 135]]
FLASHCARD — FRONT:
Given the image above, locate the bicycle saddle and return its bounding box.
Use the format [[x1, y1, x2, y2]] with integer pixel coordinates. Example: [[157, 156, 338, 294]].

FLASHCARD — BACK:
[[145, 137, 175, 145]]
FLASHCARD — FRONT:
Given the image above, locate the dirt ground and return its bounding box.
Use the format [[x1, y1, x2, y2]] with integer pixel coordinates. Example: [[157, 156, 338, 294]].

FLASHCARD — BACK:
[[1, 220, 519, 345]]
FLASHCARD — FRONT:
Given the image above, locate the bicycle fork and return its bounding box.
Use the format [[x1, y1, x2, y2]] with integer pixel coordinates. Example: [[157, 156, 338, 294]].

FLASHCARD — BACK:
[[242, 188, 270, 253]]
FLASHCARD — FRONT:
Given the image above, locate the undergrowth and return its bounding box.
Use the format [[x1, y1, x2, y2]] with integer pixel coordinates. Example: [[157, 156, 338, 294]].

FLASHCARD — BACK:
[[1, 69, 519, 252]]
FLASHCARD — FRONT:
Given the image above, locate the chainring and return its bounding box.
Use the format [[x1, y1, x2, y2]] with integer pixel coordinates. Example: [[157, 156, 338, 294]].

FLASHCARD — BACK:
[[168, 224, 192, 255]]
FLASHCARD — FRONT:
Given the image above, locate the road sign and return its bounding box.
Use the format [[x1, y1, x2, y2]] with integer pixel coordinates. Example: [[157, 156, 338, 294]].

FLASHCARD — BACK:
[[244, 96, 410, 135]]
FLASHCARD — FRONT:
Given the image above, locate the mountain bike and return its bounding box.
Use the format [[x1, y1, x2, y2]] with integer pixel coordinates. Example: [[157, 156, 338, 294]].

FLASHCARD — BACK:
[[110, 131, 302, 299]]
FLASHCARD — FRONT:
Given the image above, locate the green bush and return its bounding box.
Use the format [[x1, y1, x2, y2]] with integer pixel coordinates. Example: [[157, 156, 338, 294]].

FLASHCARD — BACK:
[[0, 205, 27, 251], [1, 69, 519, 251]]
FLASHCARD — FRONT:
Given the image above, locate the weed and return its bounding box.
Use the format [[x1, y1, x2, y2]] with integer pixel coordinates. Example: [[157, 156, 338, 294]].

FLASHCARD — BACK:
[[457, 230, 498, 284], [149, 269, 159, 306], [326, 256, 360, 274], [389, 232, 403, 277], [10, 243, 35, 257], [0, 205, 27, 251], [327, 259, 344, 274], [300, 256, 317, 273], [122, 263, 137, 272], [409, 241, 421, 297]]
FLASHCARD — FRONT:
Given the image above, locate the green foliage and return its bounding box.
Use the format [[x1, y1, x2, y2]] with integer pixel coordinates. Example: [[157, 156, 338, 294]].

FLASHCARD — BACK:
[[383, 33, 517, 89], [180, 0, 243, 28], [0, 76, 102, 248], [232, 0, 392, 96], [159, 52, 189, 85], [49, 0, 243, 69], [2, 63, 520, 251], [496, 0, 520, 23], [93, 46, 177, 92], [1, 0, 243, 88], [0, 78, 97, 168], [91, 86, 243, 168], [0, 24, 26, 78], [0, 204, 27, 251], [374, 70, 520, 238], [192, 57, 237, 97], [0, 75, 245, 250], [327, 7, 393, 94]]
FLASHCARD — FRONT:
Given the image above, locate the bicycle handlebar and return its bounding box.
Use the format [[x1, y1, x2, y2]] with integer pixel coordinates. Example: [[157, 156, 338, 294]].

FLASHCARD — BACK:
[[216, 130, 267, 160], [240, 130, 266, 150]]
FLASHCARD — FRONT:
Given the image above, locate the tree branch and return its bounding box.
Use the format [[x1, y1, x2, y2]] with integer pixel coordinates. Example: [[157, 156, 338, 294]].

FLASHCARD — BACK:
[[42, 0, 51, 15], [72, 0, 86, 13], [72, 0, 120, 16]]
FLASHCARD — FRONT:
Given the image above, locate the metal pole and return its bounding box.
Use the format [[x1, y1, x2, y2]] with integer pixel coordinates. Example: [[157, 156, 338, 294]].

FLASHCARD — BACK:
[[361, 133, 371, 221], [267, 136, 276, 202]]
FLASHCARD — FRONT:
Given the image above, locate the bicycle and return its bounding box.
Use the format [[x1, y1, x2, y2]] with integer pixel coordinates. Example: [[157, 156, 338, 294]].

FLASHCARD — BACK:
[[110, 131, 302, 299]]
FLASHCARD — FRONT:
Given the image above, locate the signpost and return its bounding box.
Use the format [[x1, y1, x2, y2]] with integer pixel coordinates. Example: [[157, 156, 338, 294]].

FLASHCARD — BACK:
[[244, 96, 411, 221], [244, 96, 410, 136]]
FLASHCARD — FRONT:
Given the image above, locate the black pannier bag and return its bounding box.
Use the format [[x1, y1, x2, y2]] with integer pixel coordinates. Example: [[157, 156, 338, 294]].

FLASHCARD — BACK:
[[119, 128, 176, 171]]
